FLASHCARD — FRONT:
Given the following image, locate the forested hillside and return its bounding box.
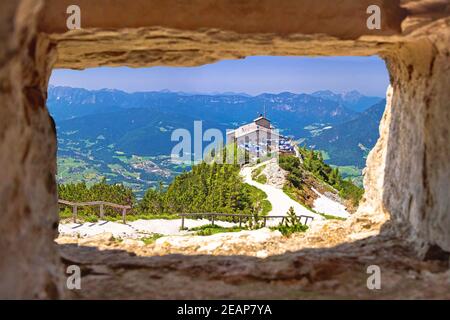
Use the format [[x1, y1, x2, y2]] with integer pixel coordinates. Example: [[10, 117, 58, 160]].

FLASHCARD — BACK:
[[305, 99, 386, 167], [280, 150, 364, 212], [58, 162, 270, 220], [141, 162, 270, 216]]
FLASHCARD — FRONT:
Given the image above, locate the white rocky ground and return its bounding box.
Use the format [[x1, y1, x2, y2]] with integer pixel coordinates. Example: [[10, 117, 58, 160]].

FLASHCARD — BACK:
[[245, 160, 350, 219], [58, 218, 238, 238], [153, 228, 282, 257], [241, 160, 351, 222], [57, 226, 285, 258], [311, 188, 350, 218], [241, 162, 323, 224]]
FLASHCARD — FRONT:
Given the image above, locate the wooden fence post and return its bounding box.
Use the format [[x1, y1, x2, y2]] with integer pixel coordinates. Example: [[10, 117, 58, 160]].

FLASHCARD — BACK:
[[181, 215, 185, 230], [73, 205, 77, 223], [122, 208, 127, 224], [211, 215, 215, 226], [100, 204, 104, 219]]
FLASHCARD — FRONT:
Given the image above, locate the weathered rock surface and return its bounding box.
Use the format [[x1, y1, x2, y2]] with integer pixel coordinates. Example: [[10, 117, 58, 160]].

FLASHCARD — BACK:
[[153, 228, 283, 255], [0, 0, 62, 299], [58, 231, 450, 299], [351, 86, 394, 238], [55, 210, 450, 299], [259, 159, 288, 189], [384, 32, 450, 257]]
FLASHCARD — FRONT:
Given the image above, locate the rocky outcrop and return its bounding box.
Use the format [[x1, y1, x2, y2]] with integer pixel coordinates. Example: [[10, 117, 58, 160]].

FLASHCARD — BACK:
[[0, 0, 62, 298], [352, 86, 393, 235], [57, 232, 450, 299], [383, 32, 450, 258], [257, 159, 288, 189]]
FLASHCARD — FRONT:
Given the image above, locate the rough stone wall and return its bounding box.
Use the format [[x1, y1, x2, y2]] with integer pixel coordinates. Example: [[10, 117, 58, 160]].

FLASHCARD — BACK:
[[0, 0, 448, 299], [383, 31, 450, 257], [39, 0, 406, 37], [0, 0, 62, 298], [40, 0, 407, 69], [354, 17, 450, 257], [351, 86, 393, 235]]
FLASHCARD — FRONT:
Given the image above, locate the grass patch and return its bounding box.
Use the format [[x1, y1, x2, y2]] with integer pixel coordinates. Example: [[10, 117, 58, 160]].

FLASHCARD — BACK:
[[282, 185, 315, 212], [245, 183, 272, 216], [189, 224, 246, 236], [118, 213, 179, 221], [59, 207, 180, 223], [141, 233, 164, 244], [59, 208, 99, 222], [280, 153, 364, 207], [260, 199, 272, 216], [319, 213, 346, 220], [256, 174, 268, 184], [270, 224, 308, 236], [59, 208, 73, 220], [251, 164, 267, 181]]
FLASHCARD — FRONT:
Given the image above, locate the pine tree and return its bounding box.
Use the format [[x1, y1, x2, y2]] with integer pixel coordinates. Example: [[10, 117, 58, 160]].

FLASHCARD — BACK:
[[285, 206, 299, 226]]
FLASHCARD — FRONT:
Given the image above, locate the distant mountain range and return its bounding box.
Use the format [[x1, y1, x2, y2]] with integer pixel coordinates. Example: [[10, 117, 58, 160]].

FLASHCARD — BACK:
[[47, 86, 385, 193], [48, 86, 382, 134], [311, 90, 383, 113], [304, 99, 386, 168]]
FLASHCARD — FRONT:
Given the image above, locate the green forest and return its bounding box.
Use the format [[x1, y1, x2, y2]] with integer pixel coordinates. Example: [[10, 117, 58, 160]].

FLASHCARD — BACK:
[[58, 162, 271, 221]]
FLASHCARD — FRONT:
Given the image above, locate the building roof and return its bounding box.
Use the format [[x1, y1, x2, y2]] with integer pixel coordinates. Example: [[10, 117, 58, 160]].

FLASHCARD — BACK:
[[229, 123, 281, 139], [254, 115, 270, 122]]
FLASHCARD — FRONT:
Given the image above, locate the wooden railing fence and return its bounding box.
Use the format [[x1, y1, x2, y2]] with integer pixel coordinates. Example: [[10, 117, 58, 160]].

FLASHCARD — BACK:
[[58, 199, 132, 223], [178, 213, 314, 229]]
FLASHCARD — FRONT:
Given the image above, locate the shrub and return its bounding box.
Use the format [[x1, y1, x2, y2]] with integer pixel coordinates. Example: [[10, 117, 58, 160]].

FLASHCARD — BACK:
[[270, 206, 308, 236], [256, 174, 268, 184], [189, 224, 245, 236], [141, 234, 163, 245], [273, 223, 308, 236]]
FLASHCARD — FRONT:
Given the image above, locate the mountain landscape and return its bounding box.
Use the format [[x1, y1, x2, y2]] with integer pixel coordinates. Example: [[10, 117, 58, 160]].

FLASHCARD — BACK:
[[48, 86, 385, 195], [304, 99, 386, 168], [311, 90, 383, 113]]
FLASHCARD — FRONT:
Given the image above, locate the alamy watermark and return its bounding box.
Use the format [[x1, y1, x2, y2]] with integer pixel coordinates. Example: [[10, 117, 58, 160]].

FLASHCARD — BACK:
[[66, 5, 81, 30], [367, 5, 381, 30], [66, 265, 81, 290], [366, 265, 381, 290], [65, 4, 381, 32]]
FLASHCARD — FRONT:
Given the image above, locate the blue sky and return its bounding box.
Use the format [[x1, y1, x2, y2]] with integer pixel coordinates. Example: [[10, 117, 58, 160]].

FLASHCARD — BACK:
[[50, 56, 389, 97]]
